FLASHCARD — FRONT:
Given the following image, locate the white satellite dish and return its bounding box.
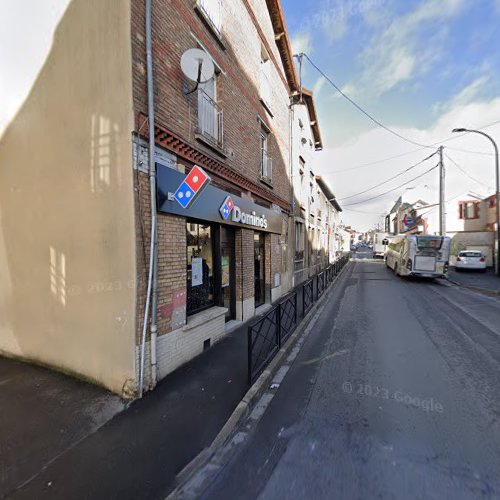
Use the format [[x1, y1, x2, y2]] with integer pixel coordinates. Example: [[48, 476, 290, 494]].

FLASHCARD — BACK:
[[180, 48, 215, 84]]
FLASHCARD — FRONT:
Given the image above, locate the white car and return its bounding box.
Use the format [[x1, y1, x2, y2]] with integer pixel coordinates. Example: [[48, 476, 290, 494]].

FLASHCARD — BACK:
[[455, 251, 487, 272]]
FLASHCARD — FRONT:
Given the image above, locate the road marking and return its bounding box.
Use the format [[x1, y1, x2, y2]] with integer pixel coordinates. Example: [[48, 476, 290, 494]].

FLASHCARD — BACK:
[[300, 349, 350, 366]]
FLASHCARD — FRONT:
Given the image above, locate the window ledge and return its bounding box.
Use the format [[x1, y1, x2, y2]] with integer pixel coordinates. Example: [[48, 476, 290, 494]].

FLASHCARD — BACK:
[[184, 306, 228, 332], [260, 176, 273, 188], [195, 132, 226, 157], [260, 97, 274, 117], [194, 2, 226, 50]]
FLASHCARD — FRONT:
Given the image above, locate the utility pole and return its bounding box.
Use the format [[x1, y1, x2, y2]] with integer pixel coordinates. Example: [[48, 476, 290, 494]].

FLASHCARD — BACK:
[[439, 146, 446, 236]]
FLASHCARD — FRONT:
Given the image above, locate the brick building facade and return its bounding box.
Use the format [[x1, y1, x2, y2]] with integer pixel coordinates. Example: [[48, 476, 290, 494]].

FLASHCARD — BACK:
[[0, 0, 332, 398], [131, 0, 301, 389]]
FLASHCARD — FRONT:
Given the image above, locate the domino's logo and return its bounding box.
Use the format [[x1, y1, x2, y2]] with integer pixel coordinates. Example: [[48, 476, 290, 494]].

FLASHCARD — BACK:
[[174, 166, 210, 208], [219, 195, 235, 220]]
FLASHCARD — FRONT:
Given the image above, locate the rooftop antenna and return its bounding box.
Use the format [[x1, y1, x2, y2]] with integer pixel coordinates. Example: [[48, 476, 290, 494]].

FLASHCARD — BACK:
[[180, 48, 215, 95]]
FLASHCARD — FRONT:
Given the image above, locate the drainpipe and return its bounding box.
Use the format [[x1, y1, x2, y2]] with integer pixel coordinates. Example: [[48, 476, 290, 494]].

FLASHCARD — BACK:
[[139, 0, 158, 397]]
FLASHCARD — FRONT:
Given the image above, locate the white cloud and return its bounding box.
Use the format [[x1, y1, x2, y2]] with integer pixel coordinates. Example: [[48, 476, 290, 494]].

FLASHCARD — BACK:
[[0, 0, 71, 135], [449, 75, 490, 107], [315, 96, 500, 231], [313, 76, 327, 96], [351, 0, 469, 97], [291, 32, 313, 55]]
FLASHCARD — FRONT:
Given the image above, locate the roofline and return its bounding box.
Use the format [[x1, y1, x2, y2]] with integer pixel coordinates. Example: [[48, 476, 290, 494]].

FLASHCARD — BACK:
[[302, 88, 323, 150], [315, 176, 342, 212], [265, 0, 299, 92]]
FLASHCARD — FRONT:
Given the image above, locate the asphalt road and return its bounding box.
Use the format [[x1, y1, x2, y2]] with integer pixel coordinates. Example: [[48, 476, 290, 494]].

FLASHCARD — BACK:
[[198, 257, 500, 499]]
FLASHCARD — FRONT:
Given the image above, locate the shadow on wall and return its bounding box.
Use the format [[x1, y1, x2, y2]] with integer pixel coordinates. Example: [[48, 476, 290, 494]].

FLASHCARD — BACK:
[[0, 0, 137, 394]]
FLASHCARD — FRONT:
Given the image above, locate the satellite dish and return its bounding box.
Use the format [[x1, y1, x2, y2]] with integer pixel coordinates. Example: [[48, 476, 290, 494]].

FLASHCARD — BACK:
[[180, 48, 215, 84]]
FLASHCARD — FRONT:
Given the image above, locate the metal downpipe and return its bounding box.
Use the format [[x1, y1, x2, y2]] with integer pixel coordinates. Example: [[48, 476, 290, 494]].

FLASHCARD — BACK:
[[139, 0, 158, 397]]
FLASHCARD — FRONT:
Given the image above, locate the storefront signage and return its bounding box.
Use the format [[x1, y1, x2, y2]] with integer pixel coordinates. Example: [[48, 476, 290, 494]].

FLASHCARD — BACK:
[[174, 165, 210, 208], [156, 163, 282, 234], [219, 196, 268, 229]]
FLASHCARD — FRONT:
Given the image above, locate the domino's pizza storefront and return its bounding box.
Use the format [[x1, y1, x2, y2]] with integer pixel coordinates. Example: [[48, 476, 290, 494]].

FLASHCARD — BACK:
[[152, 162, 285, 380]]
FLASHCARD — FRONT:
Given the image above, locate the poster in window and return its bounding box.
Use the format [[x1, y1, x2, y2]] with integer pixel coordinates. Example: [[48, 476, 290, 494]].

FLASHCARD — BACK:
[[221, 256, 230, 288], [191, 257, 203, 286]]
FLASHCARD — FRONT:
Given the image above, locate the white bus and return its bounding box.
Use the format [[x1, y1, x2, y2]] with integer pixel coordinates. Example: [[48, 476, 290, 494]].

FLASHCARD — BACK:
[[385, 234, 451, 278]]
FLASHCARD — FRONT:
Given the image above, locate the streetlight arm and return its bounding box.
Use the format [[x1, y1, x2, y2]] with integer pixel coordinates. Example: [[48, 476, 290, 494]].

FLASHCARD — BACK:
[[452, 127, 499, 275]]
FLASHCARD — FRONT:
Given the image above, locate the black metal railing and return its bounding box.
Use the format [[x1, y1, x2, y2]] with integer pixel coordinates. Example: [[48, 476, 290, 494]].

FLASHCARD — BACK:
[[248, 253, 350, 384], [317, 271, 326, 299], [280, 292, 298, 344], [302, 278, 314, 316], [247, 305, 280, 384]]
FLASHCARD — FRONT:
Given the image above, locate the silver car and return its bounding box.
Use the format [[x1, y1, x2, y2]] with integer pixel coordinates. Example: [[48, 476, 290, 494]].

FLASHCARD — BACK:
[[455, 251, 487, 272]]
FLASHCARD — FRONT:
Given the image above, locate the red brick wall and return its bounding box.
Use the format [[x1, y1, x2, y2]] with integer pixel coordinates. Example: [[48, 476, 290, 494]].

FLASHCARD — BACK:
[[235, 228, 255, 302], [131, 0, 292, 343], [130, 0, 290, 204]]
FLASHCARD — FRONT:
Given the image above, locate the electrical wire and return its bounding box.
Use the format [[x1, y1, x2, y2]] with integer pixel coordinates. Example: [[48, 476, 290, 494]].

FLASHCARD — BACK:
[[303, 54, 431, 149], [302, 53, 497, 156], [338, 150, 438, 201], [343, 163, 440, 206], [342, 208, 387, 214], [418, 191, 469, 218], [444, 152, 493, 191], [326, 119, 500, 174]]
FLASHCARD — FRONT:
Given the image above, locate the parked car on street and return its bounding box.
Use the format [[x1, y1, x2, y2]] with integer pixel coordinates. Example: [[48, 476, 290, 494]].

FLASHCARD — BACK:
[[455, 251, 487, 272]]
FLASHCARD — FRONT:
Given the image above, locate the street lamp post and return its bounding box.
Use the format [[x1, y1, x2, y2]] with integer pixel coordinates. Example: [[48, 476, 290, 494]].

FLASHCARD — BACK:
[[452, 128, 500, 276]]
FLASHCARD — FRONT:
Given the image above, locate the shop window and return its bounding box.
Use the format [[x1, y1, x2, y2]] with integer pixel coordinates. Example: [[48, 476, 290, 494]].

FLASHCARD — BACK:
[[187, 222, 214, 315]]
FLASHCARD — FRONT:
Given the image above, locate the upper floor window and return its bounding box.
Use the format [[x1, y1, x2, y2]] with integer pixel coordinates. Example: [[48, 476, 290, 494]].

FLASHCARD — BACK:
[[459, 201, 480, 220], [260, 45, 272, 113], [196, 0, 222, 37], [196, 54, 223, 150], [295, 222, 305, 261], [260, 125, 272, 183]]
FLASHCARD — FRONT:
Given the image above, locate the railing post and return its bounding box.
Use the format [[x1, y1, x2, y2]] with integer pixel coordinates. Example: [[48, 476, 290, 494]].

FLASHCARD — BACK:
[[247, 326, 252, 384], [302, 282, 306, 317], [294, 291, 298, 325], [277, 303, 282, 348]]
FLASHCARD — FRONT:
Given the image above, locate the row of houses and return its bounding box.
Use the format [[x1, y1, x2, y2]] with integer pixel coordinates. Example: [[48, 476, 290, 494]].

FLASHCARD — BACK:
[[384, 193, 498, 266], [0, 0, 350, 397]]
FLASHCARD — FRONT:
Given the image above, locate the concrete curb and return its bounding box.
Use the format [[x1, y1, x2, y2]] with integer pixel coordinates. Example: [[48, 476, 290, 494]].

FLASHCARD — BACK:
[[169, 261, 351, 496], [445, 277, 500, 297]]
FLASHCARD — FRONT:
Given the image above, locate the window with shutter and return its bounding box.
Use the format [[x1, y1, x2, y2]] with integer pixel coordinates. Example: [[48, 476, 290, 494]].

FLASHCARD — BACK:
[[196, 0, 222, 35]]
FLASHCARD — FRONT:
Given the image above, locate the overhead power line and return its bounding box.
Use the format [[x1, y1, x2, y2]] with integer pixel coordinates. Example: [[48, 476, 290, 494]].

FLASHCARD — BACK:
[[327, 119, 500, 174], [444, 152, 493, 191], [303, 54, 430, 149], [343, 163, 440, 206], [338, 150, 438, 201], [418, 191, 470, 218], [301, 53, 497, 157]]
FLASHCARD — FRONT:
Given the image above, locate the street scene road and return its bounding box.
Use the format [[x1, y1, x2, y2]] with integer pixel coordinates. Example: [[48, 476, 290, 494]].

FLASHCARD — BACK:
[[2, 2, 500, 500], [195, 258, 500, 499]]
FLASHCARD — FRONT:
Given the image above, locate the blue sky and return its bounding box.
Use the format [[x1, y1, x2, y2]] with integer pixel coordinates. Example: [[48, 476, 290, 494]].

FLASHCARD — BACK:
[[283, 0, 500, 230]]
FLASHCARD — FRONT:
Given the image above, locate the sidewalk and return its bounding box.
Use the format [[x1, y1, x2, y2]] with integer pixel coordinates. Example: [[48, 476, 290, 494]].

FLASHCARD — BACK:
[[3, 273, 325, 500], [448, 268, 500, 294], [0, 357, 125, 498]]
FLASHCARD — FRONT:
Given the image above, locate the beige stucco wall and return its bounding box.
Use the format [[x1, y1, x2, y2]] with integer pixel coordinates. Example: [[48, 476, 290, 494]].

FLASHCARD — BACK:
[[0, 0, 136, 395]]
